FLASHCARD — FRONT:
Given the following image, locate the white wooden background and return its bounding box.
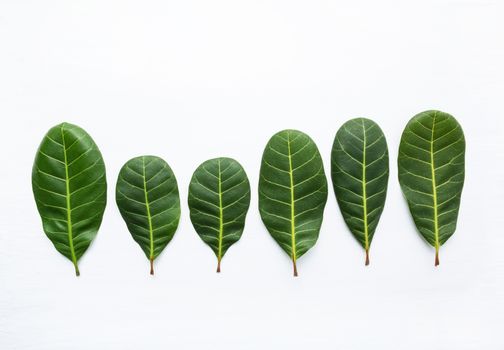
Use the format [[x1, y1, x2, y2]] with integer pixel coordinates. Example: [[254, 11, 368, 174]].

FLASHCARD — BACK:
[[1, 0, 503, 349]]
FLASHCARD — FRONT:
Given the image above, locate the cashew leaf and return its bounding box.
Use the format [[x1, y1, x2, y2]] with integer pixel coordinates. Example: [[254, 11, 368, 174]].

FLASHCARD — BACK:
[[398, 110, 465, 265], [331, 118, 389, 265], [258, 129, 328, 276], [188, 157, 251, 272], [116, 156, 180, 275], [32, 122, 107, 276]]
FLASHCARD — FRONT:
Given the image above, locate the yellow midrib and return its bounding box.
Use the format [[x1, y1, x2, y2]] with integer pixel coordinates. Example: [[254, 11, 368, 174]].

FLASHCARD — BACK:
[[361, 122, 369, 251], [61, 125, 79, 276], [217, 160, 224, 262], [430, 114, 440, 251], [287, 133, 297, 263], [142, 157, 155, 260]]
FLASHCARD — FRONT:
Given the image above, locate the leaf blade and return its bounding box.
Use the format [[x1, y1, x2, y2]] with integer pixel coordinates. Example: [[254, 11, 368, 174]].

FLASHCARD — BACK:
[[259, 130, 328, 276], [331, 118, 389, 265], [188, 158, 251, 272], [32, 122, 107, 276], [116, 156, 181, 274], [398, 110, 465, 265]]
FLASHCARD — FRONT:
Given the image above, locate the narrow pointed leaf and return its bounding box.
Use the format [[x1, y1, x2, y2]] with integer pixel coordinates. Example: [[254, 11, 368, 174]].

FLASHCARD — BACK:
[[331, 118, 389, 265], [258, 129, 328, 276], [32, 122, 107, 276], [188, 157, 251, 272], [116, 156, 180, 275], [398, 110, 465, 266]]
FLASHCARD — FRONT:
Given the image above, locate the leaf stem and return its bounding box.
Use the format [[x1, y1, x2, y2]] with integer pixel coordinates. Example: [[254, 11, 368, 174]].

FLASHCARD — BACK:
[[217, 160, 224, 271], [142, 157, 155, 276], [287, 133, 298, 277], [361, 120, 370, 261], [430, 113, 441, 263], [61, 125, 79, 277]]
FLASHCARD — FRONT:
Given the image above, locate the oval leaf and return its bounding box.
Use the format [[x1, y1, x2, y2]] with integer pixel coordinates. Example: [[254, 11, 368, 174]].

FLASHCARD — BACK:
[[32, 122, 107, 276], [116, 156, 180, 275], [398, 110, 465, 266], [331, 118, 389, 265], [188, 157, 251, 272], [259, 129, 328, 276]]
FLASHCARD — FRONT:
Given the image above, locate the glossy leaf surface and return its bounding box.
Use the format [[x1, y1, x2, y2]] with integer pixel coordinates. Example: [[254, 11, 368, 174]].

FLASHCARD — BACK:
[[398, 110, 465, 265], [259, 129, 328, 276], [331, 118, 389, 265], [188, 158, 251, 272], [116, 156, 180, 274], [32, 122, 107, 276]]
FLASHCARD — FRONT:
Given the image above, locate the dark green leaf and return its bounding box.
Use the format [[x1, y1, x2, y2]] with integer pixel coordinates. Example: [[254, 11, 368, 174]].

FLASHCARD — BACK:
[[259, 129, 328, 276], [116, 156, 180, 275], [331, 118, 389, 265], [398, 110, 465, 266], [32, 122, 107, 276], [188, 157, 251, 272]]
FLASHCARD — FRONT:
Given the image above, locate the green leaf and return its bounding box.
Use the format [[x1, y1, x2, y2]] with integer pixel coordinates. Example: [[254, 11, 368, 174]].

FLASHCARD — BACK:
[[398, 110, 465, 266], [115, 156, 180, 275], [331, 118, 389, 265], [188, 157, 251, 272], [258, 129, 328, 276], [32, 122, 107, 276]]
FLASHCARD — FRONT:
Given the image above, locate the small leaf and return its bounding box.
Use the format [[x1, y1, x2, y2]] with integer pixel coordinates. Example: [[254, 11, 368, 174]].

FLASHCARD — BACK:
[[32, 122, 107, 276], [116, 156, 180, 275], [188, 157, 251, 272], [331, 118, 389, 265], [259, 129, 328, 276], [398, 110, 465, 266]]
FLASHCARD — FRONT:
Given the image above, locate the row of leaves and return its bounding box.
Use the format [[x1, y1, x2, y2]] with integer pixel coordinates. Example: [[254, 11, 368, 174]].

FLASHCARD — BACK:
[[32, 110, 465, 276]]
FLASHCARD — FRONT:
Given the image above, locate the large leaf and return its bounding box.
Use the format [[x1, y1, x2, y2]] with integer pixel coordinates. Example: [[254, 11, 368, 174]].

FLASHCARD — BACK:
[[398, 110, 465, 266], [32, 122, 107, 276], [188, 157, 251, 272], [259, 129, 328, 276], [116, 156, 180, 275], [331, 118, 389, 265]]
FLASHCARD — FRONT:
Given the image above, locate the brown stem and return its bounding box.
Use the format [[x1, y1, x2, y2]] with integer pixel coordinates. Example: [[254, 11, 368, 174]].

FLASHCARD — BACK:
[[435, 250, 440, 267], [150, 257, 154, 275], [365, 249, 370, 266], [216, 258, 221, 273], [293, 259, 298, 277]]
